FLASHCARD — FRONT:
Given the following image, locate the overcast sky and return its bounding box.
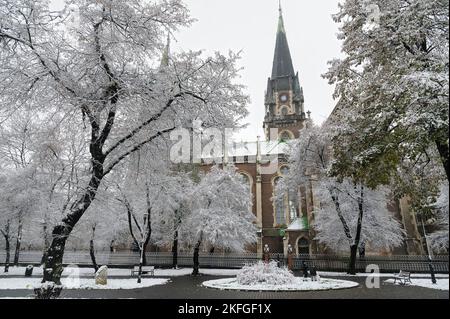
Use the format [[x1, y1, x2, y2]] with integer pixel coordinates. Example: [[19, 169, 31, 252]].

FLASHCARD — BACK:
[[50, 0, 343, 141], [173, 0, 342, 141]]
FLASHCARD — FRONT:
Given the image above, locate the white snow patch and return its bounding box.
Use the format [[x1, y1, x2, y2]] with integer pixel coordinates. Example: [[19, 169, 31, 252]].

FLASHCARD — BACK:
[[1, 267, 240, 277], [318, 271, 449, 278], [0, 278, 169, 290], [384, 278, 449, 291], [200, 269, 240, 276], [202, 277, 359, 291]]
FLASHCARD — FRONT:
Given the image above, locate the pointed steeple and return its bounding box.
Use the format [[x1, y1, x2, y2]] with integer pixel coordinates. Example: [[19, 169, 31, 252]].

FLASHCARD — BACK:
[[271, 3, 295, 79], [160, 33, 170, 67]]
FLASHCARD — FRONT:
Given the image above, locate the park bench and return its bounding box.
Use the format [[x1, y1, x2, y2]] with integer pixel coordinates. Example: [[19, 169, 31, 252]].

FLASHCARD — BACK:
[[131, 265, 155, 277], [393, 270, 412, 285]]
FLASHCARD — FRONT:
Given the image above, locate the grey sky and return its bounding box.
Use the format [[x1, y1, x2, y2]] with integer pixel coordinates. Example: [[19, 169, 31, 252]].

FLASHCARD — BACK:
[[50, 0, 342, 141], [173, 0, 342, 141]]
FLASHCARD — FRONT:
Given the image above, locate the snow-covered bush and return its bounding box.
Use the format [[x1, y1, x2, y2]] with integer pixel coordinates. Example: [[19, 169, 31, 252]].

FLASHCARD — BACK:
[[236, 261, 295, 286]]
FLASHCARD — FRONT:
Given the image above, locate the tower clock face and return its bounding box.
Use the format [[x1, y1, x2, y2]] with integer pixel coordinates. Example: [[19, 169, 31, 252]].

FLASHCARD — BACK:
[[279, 94, 288, 103]]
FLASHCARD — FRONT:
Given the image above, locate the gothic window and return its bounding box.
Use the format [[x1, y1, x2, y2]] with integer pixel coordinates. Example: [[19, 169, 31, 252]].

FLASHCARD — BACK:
[[280, 130, 293, 141], [288, 195, 297, 221], [273, 177, 286, 226], [280, 106, 289, 116], [239, 172, 252, 191], [239, 172, 253, 210], [298, 238, 310, 255]]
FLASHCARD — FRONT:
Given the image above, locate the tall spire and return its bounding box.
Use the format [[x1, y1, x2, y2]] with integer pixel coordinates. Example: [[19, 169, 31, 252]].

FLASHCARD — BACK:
[[271, 2, 295, 79], [160, 33, 170, 67]]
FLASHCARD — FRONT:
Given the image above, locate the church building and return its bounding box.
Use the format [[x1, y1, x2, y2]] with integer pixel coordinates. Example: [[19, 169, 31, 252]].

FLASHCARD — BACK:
[[201, 6, 317, 256], [200, 5, 424, 256]]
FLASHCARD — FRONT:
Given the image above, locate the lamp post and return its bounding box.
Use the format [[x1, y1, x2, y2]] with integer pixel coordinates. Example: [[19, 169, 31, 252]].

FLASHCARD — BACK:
[[420, 215, 437, 284]]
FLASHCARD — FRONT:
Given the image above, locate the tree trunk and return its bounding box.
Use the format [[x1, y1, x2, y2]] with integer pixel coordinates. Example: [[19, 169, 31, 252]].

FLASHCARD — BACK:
[[42, 156, 104, 286], [435, 138, 449, 183], [13, 219, 23, 266], [348, 244, 358, 275], [89, 226, 99, 273], [2, 221, 11, 273], [172, 230, 178, 269], [348, 185, 364, 275], [192, 232, 203, 276], [192, 243, 200, 276], [141, 242, 148, 266], [142, 184, 152, 267]]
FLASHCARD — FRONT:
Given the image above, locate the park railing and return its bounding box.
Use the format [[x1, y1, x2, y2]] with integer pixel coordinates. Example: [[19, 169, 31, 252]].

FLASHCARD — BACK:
[[0, 251, 448, 273]]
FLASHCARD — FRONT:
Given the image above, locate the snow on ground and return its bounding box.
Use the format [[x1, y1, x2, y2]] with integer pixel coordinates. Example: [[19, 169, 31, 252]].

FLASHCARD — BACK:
[[318, 271, 449, 278], [0, 267, 238, 278], [384, 278, 449, 291], [202, 277, 359, 292], [0, 277, 169, 290], [199, 269, 240, 276], [202, 262, 359, 291]]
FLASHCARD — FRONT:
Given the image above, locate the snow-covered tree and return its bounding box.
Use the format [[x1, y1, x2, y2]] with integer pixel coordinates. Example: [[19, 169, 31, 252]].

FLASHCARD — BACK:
[[324, 0, 449, 185], [0, 168, 44, 270], [0, 0, 248, 287], [150, 168, 195, 269], [313, 179, 404, 255], [182, 165, 257, 275], [279, 125, 404, 274], [429, 182, 449, 253]]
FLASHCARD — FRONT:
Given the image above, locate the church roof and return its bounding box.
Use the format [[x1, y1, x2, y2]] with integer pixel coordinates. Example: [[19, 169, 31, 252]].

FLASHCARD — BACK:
[[229, 140, 288, 157], [271, 6, 295, 79], [287, 216, 309, 231], [200, 140, 291, 161]]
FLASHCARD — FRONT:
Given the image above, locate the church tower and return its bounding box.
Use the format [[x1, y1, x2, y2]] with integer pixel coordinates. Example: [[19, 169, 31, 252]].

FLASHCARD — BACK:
[[264, 5, 308, 141]]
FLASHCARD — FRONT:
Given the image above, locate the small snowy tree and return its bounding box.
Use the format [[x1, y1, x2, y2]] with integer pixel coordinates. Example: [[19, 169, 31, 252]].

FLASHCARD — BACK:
[[0, 168, 43, 269], [429, 182, 449, 253], [150, 169, 195, 269], [183, 165, 257, 275], [313, 179, 404, 257], [279, 125, 404, 274]]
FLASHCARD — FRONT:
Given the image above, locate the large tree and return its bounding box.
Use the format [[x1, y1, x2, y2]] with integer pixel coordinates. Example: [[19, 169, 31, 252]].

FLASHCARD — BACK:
[[313, 178, 404, 269], [183, 165, 257, 276], [324, 0, 449, 185], [279, 125, 404, 274], [0, 0, 248, 289]]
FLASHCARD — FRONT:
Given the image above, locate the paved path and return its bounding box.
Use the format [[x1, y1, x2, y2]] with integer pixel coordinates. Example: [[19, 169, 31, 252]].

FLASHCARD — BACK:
[[0, 275, 447, 299]]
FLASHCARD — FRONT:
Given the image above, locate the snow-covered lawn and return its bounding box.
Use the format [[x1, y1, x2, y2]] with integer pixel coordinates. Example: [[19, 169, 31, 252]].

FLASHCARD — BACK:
[[384, 278, 449, 291], [0, 266, 239, 278], [202, 277, 359, 292], [202, 262, 359, 292], [318, 271, 449, 278], [0, 277, 169, 290]]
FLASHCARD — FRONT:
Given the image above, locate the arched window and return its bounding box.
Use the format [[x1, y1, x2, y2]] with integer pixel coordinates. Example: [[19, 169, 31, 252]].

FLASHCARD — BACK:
[[298, 238, 310, 255], [239, 172, 253, 210], [239, 172, 252, 191], [280, 106, 289, 116], [279, 130, 293, 141], [273, 177, 286, 226]]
